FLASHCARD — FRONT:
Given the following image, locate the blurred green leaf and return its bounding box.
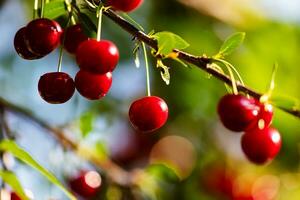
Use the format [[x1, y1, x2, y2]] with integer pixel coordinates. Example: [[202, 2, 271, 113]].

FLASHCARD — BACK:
[[152, 31, 189, 55], [0, 140, 76, 200], [270, 96, 300, 112], [217, 32, 245, 58], [44, 0, 67, 19], [74, 11, 97, 38], [80, 112, 95, 138], [95, 142, 108, 161], [0, 170, 28, 200]]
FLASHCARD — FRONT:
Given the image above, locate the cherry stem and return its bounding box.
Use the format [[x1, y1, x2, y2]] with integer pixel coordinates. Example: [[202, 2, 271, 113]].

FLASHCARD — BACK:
[[142, 42, 151, 96], [65, 0, 76, 25], [96, 6, 104, 41], [33, 0, 39, 19], [40, 0, 45, 18]]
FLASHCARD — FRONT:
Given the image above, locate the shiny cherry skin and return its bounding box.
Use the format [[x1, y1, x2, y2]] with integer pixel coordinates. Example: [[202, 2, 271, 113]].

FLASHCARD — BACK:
[[14, 27, 42, 60], [241, 127, 281, 164], [76, 39, 119, 74], [25, 18, 62, 56], [62, 24, 88, 54], [218, 94, 260, 132], [38, 72, 75, 104], [69, 171, 102, 198], [11, 192, 22, 200], [129, 96, 168, 132], [106, 0, 143, 12], [75, 70, 112, 100]]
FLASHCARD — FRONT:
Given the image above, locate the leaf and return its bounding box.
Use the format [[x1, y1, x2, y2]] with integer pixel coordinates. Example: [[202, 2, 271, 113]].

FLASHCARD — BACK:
[[270, 96, 300, 112], [0, 140, 76, 200], [94, 142, 108, 161], [121, 13, 145, 31], [157, 60, 170, 85], [74, 11, 97, 38], [0, 170, 29, 200], [44, 0, 67, 19], [80, 112, 95, 138], [217, 32, 245, 58], [152, 32, 189, 55]]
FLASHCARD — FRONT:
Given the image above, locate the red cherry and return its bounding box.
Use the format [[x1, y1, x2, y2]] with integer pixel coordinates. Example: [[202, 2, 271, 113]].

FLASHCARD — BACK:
[[129, 96, 168, 132], [62, 24, 88, 54], [75, 70, 112, 100], [11, 192, 22, 200], [218, 94, 260, 132], [14, 27, 42, 60], [25, 18, 62, 56], [106, 0, 143, 12], [69, 171, 102, 198], [38, 72, 75, 104], [76, 39, 119, 74], [241, 127, 281, 164]]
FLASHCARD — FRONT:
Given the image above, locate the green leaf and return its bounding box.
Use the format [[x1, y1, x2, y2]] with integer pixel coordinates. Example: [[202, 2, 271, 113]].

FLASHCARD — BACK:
[[217, 32, 245, 58], [74, 11, 97, 38], [0, 170, 29, 200], [270, 96, 300, 112], [157, 60, 170, 85], [80, 112, 95, 138], [0, 140, 76, 200], [44, 0, 67, 19], [152, 31, 189, 55]]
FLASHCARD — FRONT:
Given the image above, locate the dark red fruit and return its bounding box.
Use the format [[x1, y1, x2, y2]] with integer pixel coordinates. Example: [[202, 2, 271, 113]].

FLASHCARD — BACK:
[[76, 39, 119, 74], [129, 96, 168, 132], [14, 27, 42, 60], [11, 192, 22, 200], [38, 72, 75, 104], [26, 18, 62, 56], [106, 0, 143, 12], [241, 127, 281, 164], [218, 94, 260, 132], [69, 171, 102, 198], [75, 70, 112, 100], [62, 24, 88, 54]]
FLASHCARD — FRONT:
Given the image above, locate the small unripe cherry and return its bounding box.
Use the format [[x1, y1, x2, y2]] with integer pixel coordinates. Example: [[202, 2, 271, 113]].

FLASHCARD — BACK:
[[26, 18, 62, 56], [14, 27, 42, 60], [241, 127, 281, 164], [76, 39, 119, 74], [106, 0, 143, 12], [75, 70, 112, 100], [129, 96, 168, 132], [62, 24, 88, 54], [218, 94, 260, 132], [38, 72, 75, 104], [69, 171, 102, 198]]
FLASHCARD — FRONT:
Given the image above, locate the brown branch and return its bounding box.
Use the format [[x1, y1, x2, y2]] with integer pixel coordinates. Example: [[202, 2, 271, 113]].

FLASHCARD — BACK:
[[87, 5, 300, 119], [0, 97, 136, 187]]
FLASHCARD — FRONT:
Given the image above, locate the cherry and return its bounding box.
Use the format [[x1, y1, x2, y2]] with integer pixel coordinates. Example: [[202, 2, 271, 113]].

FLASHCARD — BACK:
[[217, 94, 260, 132], [76, 39, 119, 74], [106, 0, 143, 12], [25, 18, 62, 56], [14, 27, 42, 60], [75, 70, 112, 100], [129, 96, 168, 132], [69, 171, 102, 198], [241, 127, 281, 164], [62, 24, 88, 54], [38, 72, 75, 104], [11, 192, 22, 200]]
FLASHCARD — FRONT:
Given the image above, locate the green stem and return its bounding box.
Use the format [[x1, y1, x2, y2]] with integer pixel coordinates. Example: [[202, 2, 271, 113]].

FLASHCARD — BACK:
[[142, 42, 151, 96], [65, 0, 76, 25], [40, 0, 45, 18], [96, 6, 104, 41], [33, 0, 39, 19]]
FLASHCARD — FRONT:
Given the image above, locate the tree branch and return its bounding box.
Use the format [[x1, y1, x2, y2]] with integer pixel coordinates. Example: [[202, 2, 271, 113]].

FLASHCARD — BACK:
[[79, 4, 300, 119]]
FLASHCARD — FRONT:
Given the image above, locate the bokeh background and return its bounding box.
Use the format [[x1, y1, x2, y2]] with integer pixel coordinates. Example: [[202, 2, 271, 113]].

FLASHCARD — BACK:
[[1, 0, 300, 199]]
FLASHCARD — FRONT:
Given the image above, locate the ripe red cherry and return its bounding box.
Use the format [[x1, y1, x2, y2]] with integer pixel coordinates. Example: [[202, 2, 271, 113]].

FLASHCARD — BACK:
[[25, 18, 62, 56], [62, 24, 88, 54], [69, 171, 102, 198], [76, 39, 119, 74], [241, 127, 281, 164], [38, 72, 75, 104], [129, 96, 168, 132], [218, 94, 260, 132], [14, 27, 42, 60], [75, 70, 112, 100], [11, 192, 22, 200], [106, 0, 143, 12]]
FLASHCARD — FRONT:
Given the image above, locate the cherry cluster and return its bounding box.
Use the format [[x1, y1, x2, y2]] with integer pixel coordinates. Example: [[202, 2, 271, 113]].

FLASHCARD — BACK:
[[218, 94, 281, 164]]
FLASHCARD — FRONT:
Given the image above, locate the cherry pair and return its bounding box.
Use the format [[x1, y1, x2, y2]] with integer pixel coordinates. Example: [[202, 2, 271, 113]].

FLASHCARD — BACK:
[[218, 94, 281, 164], [14, 18, 62, 60]]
